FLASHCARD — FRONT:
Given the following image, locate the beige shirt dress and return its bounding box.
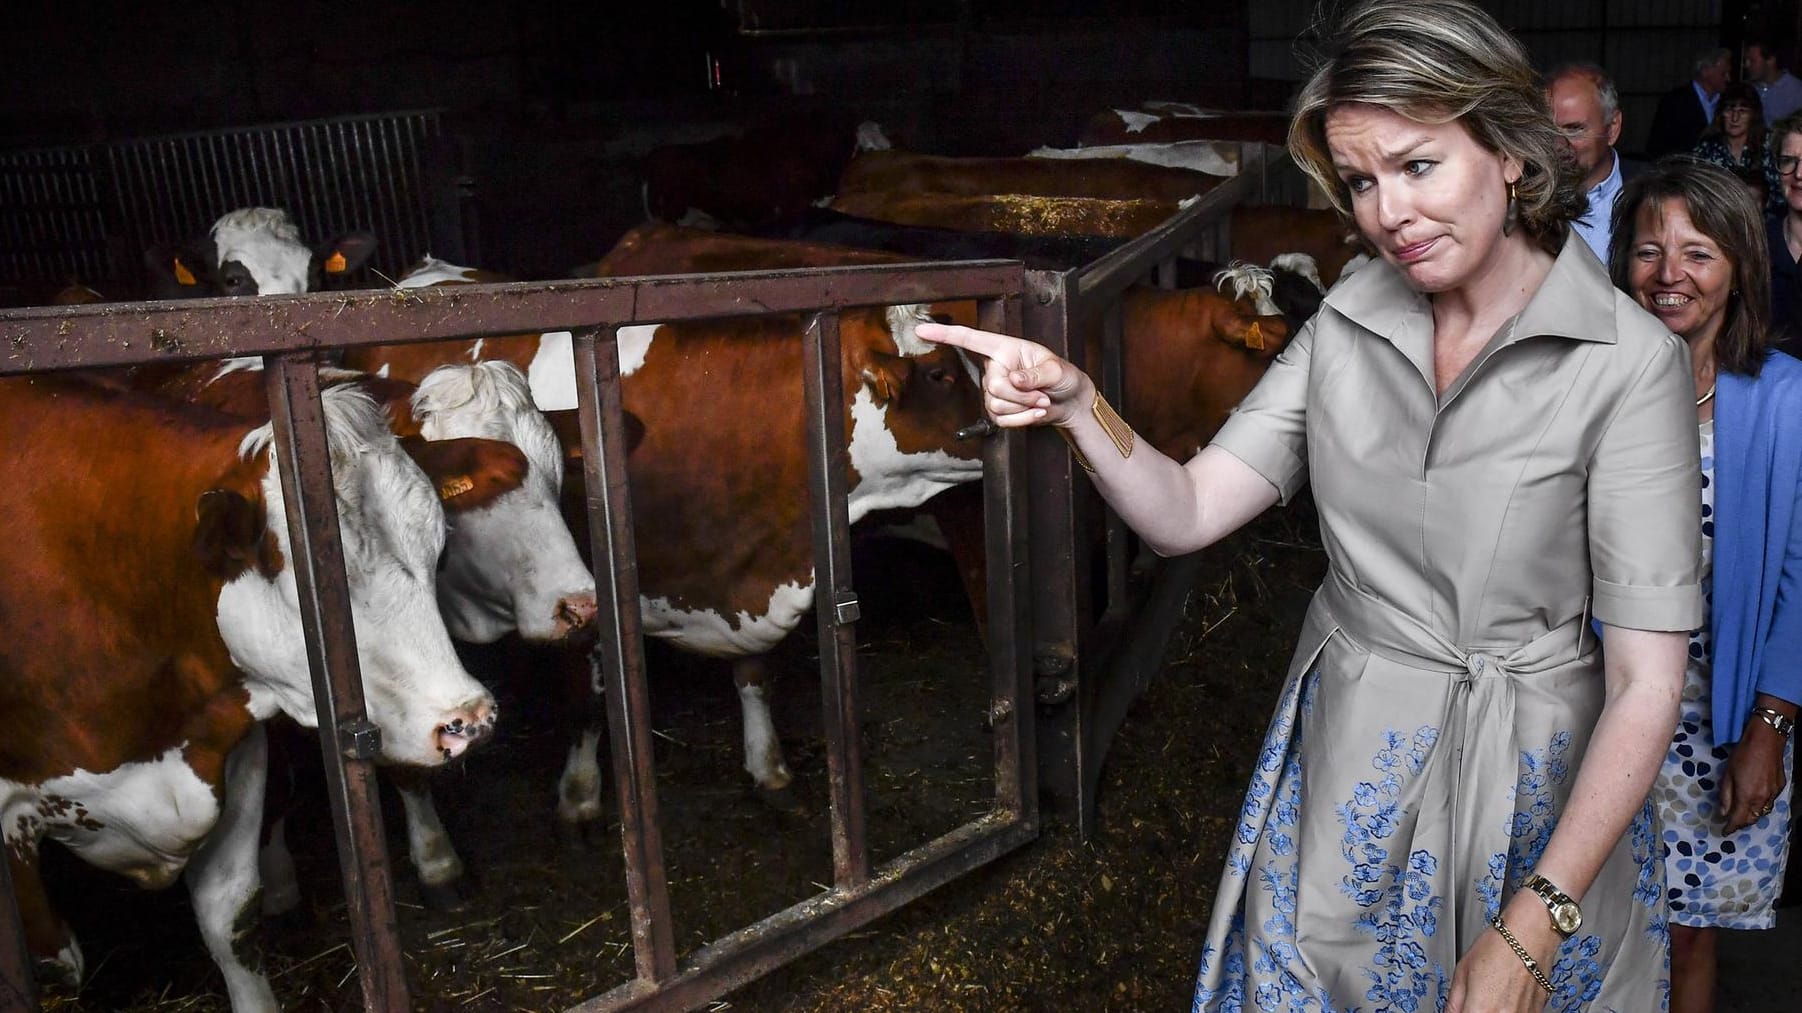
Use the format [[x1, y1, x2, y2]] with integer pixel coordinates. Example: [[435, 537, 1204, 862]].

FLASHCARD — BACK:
[[1192, 236, 1704, 1012]]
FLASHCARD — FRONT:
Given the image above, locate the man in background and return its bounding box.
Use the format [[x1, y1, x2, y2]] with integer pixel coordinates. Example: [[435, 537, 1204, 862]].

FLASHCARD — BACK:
[[1647, 46, 1734, 156], [1547, 63, 1643, 262], [1746, 35, 1802, 126]]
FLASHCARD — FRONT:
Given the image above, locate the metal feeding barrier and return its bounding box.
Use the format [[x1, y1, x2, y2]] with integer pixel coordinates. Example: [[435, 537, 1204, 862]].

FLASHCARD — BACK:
[[0, 109, 467, 301], [0, 257, 1034, 1012]]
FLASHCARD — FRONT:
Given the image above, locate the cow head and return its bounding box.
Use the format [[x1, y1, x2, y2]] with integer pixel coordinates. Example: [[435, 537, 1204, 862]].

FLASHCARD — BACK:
[[145, 207, 377, 299], [409, 361, 600, 644], [842, 306, 986, 521], [216, 386, 496, 767]]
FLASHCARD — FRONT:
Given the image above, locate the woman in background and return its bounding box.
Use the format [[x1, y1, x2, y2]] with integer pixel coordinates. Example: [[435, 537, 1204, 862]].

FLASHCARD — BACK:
[[1612, 158, 1802, 1013]]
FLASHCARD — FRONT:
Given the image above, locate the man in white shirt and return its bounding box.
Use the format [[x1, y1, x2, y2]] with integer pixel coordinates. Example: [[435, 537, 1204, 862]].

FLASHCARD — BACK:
[[1746, 36, 1802, 125], [1547, 63, 1642, 262]]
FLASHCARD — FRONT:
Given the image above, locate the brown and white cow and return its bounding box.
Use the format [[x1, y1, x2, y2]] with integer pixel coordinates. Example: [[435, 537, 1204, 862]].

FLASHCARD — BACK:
[[835, 149, 1222, 203], [0, 376, 495, 1011], [828, 190, 1189, 240], [1228, 204, 1371, 290], [344, 235, 986, 828], [145, 207, 376, 301], [130, 357, 603, 912]]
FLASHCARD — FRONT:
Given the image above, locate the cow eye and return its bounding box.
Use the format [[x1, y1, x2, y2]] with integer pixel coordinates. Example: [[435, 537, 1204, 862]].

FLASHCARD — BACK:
[[929, 367, 952, 383]]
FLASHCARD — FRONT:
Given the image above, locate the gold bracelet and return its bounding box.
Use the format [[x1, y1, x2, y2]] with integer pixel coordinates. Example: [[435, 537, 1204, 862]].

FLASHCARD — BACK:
[[1056, 390, 1134, 474], [1490, 915, 1553, 993]]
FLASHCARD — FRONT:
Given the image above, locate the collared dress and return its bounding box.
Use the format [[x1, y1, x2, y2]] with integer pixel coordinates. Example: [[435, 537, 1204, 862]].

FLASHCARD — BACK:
[[1193, 237, 1704, 1012]]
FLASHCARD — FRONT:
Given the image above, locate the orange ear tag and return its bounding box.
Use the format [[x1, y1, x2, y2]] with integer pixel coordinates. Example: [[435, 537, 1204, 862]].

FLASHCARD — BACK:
[[1244, 320, 1265, 351], [438, 475, 475, 501], [325, 251, 349, 274], [174, 259, 198, 286]]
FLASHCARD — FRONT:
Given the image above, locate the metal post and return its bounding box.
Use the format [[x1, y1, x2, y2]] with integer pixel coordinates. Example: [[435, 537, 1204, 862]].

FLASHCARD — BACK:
[[801, 310, 871, 889], [571, 326, 678, 986], [1100, 301, 1130, 621], [263, 354, 409, 1013]]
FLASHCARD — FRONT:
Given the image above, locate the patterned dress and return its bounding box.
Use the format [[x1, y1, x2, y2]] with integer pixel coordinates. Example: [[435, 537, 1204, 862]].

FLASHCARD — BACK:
[[1655, 420, 1797, 929], [1193, 238, 1703, 1012], [1691, 138, 1781, 215]]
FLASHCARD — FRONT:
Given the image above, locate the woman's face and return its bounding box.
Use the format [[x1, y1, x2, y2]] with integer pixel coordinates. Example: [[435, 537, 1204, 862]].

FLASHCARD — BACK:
[[1326, 103, 1521, 295], [1722, 101, 1755, 142], [1781, 131, 1802, 213], [1627, 197, 1735, 345]]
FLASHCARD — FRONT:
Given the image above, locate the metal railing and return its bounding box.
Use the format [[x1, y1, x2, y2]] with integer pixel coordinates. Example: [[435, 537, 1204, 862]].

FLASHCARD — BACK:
[[0, 258, 1034, 1011]]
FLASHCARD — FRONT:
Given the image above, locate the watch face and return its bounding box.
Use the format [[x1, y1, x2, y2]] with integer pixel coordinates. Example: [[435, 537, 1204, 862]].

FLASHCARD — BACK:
[[1552, 903, 1582, 935]]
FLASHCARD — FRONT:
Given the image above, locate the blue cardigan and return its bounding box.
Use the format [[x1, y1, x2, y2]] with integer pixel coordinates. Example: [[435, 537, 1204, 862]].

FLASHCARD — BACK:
[[1711, 350, 1802, 744]]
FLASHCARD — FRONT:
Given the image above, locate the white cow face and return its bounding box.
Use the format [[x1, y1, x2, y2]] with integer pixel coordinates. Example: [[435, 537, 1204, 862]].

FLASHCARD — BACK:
[[411, 361, 599, 644], [147, 207, 377, 300], [217, 387, 496, 767]]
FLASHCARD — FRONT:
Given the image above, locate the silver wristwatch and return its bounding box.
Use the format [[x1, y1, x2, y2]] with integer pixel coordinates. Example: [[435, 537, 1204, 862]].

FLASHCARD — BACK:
[[1523, 873, 1583, 938]]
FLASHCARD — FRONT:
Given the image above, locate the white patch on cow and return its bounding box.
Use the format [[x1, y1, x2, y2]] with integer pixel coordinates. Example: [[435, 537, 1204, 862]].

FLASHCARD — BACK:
[[211, 356, 264, 380], [1116, 110, 1159, 133], [395, 779, 464, 887], [396, 255, 478, 289], [557, 727, 606, 824], [528, 325, 652, 412], [413, 361, 596, 644], [845, 386, 985, 520], [184, 726, 281, 1012], [211, 207, 313, 295], [676, 207, 722, 230], [1026, 140, 1238, 178], [812, 193, 836, 208], [738, 682, 792, 789], [468, 338, 485, 360], [225, 387, 494, 767], [885, 304, 934, 357], [1213, 262, 1280, 316], [855, 120, 892, 151], [641, 580, 816, 658], [9, 748, 220, 891], [1270, 252, 1325, 294]]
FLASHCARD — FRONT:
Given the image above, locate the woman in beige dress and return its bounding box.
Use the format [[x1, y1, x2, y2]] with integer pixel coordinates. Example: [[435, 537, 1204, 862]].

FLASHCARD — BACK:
[[921, 2, 1701, 1010]]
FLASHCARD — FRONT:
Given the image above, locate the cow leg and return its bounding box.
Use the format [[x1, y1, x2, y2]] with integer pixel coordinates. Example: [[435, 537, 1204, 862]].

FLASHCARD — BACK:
[[923, 483, 989, 640], [256, 815, 302, 917], [389, 767, 471, 912], [734, 656, 800, 811], [185, 724, 279, 1013], [6, 841, 81, 987], [554, 648, 607, 849]]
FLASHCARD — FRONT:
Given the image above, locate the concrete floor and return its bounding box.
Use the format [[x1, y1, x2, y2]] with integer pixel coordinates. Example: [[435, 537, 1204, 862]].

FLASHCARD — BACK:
[[1717, 906, 1802, 1011]]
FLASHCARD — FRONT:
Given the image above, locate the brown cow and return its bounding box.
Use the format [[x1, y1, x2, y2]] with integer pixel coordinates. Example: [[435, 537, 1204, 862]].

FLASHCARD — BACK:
[[0, 375, 495, 1009], [1078, 108, 1291, 147], [829, 191, 1187, 240], [837, 149, 1222, 203], [640, 115, 889, 229], [339, 237, 984, 851], [1229, 205, 1370, 290]]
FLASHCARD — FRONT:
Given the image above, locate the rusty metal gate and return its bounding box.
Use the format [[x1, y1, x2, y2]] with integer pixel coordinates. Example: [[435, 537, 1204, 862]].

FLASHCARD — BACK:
[[0, 256, 1034, 1011], [0, 109, 468, 302]]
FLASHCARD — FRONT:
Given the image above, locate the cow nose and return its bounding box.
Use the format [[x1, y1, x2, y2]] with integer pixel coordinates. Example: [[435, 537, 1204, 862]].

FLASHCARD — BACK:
[[436, 696, 497, 760], [553, 591, 600, 637]]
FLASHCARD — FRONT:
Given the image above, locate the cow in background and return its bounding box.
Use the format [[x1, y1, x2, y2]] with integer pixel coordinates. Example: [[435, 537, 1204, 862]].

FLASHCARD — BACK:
[[836, 149, 1220, 203], [0, 377, 495, 1011], [144, 207, 376, 299]]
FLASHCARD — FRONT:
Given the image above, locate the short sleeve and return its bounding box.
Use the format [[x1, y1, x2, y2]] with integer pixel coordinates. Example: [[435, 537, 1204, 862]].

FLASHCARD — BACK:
[[1209, 317, 1315, 505], [1587, 333, 1705, 631]]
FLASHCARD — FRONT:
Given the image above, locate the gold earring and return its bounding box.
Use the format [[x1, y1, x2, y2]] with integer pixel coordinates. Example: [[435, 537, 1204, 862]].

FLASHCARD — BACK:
[[1502, 180, 1521, 236]]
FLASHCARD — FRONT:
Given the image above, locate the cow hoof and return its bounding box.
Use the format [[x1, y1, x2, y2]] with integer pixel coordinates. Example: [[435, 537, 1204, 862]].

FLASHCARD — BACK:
[[418, 875, 476, 913], [754, 783, 810, 817], [555, 817, 609, 853]]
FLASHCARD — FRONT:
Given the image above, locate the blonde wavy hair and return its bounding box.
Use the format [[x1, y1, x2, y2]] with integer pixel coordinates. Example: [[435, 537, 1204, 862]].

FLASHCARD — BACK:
[[1287, 0, 1585, 253]]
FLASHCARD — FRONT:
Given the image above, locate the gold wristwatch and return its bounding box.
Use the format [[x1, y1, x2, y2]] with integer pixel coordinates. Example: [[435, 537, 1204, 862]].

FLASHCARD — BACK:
[[1523, 873, 1582, 938]]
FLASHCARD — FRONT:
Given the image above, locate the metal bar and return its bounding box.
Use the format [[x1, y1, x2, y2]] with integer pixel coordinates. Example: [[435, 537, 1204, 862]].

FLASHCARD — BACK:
[[0, 262, 1025, 375], [570, 326, 677, 986], [262, 354, 409, 1013], [977, 294, 1037, 820], [568, 815, 1037, 1013], [801, 310, 870, 889], [0, 845, 35, 1013], [1100, 301, 1129, 621]]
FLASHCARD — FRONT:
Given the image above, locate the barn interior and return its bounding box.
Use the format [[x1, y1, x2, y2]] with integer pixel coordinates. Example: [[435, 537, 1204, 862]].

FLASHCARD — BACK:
[[3, 2, 1801, 1012]]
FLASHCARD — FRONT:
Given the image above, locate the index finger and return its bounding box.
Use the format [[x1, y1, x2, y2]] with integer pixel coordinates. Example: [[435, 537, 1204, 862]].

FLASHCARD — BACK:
[[916, 321, 1016, 360]]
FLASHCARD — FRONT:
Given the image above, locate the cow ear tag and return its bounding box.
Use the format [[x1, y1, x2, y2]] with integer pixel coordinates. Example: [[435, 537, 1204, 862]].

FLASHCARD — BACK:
[[324, 251, 349, 274], [438, 475, 475, 501], [174, 258, 199, 286], [1244, 321, 1265, 351]]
